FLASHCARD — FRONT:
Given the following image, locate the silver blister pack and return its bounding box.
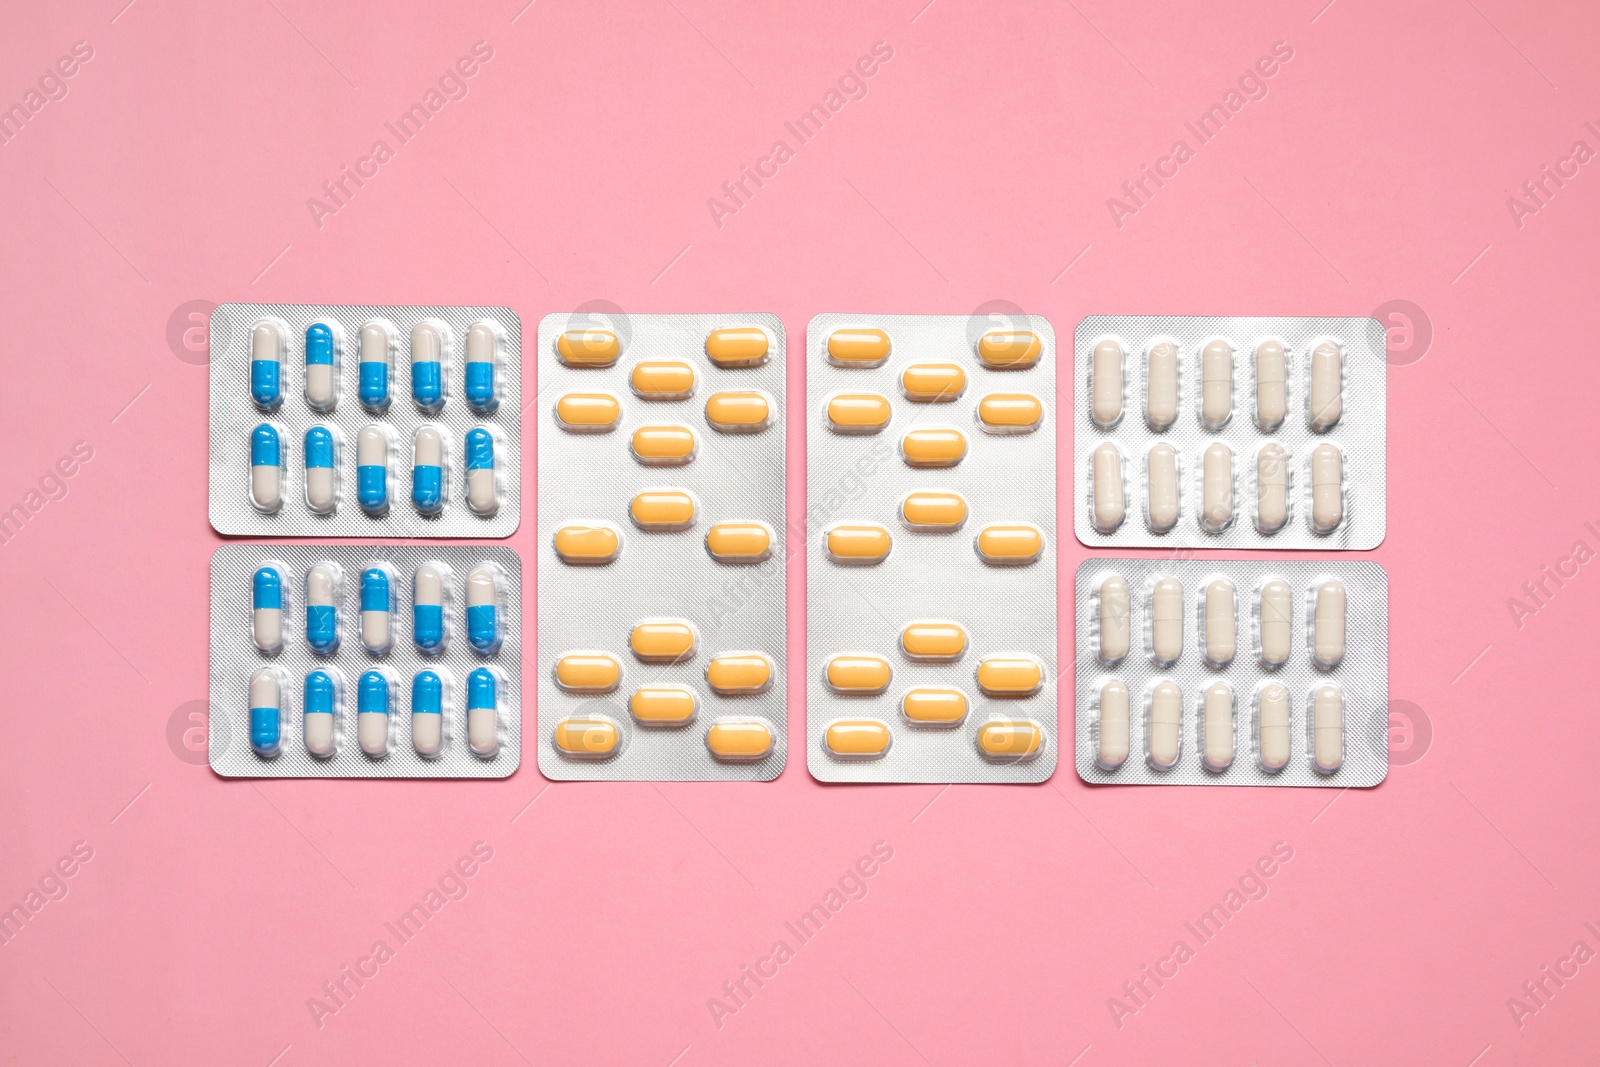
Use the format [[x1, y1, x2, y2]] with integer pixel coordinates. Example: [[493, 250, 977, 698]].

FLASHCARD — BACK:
[[209, 304, 521, 537], [806, 313, 1057, 783], [1074, 558, 1387, 789], [210, 544, 522, 778], [1073, 316, 1385, 550], [536, 313, 787, 781]]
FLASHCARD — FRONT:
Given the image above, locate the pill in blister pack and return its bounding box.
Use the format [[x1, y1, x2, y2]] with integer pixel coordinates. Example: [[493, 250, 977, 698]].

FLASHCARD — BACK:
[[210, 305, 521, 537], [1074, 316, 1385, 550], [1074, 559, 1387, 788], [210, 545, 521, 778], [537, 313, 787, 780], [807, 313, 1057, 783]]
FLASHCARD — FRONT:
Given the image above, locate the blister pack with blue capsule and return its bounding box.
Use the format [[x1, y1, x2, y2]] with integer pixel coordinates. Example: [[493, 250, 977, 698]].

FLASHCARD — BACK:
[[210, 304, 520, 537]]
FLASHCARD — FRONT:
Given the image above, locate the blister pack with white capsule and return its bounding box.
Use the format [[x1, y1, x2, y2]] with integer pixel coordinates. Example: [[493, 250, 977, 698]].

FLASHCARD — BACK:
[[1075, 558, 1387, 788], [210, 545, 521, 777], [1074, 316, 1385, 549], [209, 304, 520, 536], [536, 313, 786, 780], [806, 313, 1057, 783]]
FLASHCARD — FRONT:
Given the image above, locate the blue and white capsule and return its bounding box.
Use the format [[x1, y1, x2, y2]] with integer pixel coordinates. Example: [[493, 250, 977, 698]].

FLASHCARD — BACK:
[[410, 321, 445, 413], [360, 567, 393, 654], [304, 427, 337, 515], [250, 424, 283, 514], [464, 320, 499, 414], [305, 322, 338, 412], [358, 670, 391, 757], [412, 425, 445, 516], [356, 425, 390, 516], [466, 667, 499, 757], [413, 562, 447, 654], [250, 320, 283, 411], [304, 669, 337, 757], [358, 320, 392, 414], [252, 565, 284, 653], [249, 668, 282, 757], [305, 563, 340, 654], [465, 428, 498, 517], [411, 669, 444, 757], [465, 564, 502, 654]]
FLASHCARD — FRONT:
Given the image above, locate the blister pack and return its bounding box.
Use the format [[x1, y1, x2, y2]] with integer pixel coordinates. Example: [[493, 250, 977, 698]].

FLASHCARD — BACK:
[[210, 545, 521, 778], [1074, 558, 1387, 789], [536, 312, 787, 781], [209, 304, 521, 537], [806, 313, 1057, 783], [1073, 316, 1385, 550]]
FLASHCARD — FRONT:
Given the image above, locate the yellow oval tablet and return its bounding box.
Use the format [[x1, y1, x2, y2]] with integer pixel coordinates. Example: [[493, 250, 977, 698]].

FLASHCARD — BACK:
[[977, 393, 1042, 432], [826, 654, 892, 694], [976, 524, 1044, 564], [901, 491, 967, 530], [704, 391, 770, 432], [901, 428, 967, 467], [827, 327, 891, 366], [901, 363, 967, 402], [630, 685, 697, 725], [554, 651, 621, 693], [901, 621, 967, 661], [705, 327, 770, 367], [557, 329, 620, 367], [555, 392, 622, 432], [976, 656, 1044, 697], [631, 425, 696, 465], [825, 719, 892, 758], [977, 720, 1043, 760], [631, 360, 696, 399], [706, 522, 772, 562], [631, 619, 697, 662], [977, 329, 1042, 369], [826, 392, 892, 433], [630, 489, 696, 530], [553, 523, 620, 564], [554, 718, 620, 757], [902, 687, 968, 725], [706, 652, 772, 695], [825, 524, 891, 563], [706, 719, 774, 761]]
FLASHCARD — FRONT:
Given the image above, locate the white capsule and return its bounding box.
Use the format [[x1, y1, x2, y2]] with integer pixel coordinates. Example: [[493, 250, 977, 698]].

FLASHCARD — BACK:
[[305, 323, 338, 412], [1200, 339, 1233, 429], [1098, 574, 1130, 665], [1203, 578, 1236, 667], [1310, 443, 1343, 533], [1097, 678, 1129, 770], [1256, 443, 1289, 533], [1092, 442, 1125, 533], [1257, 683, 1291, 771], [1309, 341, 1342, 431], [1151, 577, 1183, 665], [1148, 680, 1182, 769], [465, 564, 501, 654], [464, 321, 499, 413], [411, 321, 445, 413], [1203, 681, 1234, 772], [1255, 339, 1287, 430], [305, 564, 339, 655], [1091, 338, 1124, 428], [1259, 579, 1292, 667], [412, 425, 445, 516], [252, 566, 283, 654], [1146, 442, 1179, 533], [1312, 684, 1344, 772], [1313, 579, 1346, 669], [414, 563, 447, 654], [1201, 442, 1233, 533], [357, 425, 390, 515], [1145, 340, 1178, 430]]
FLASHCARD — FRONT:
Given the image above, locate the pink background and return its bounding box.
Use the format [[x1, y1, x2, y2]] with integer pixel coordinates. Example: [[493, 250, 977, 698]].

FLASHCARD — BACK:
[[2, 0, 1598, 1062]]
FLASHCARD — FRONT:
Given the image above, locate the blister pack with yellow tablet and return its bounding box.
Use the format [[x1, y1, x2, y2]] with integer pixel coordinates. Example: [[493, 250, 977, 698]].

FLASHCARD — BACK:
[[537, 313, 786, 780], [806, 313, 1057, 783]]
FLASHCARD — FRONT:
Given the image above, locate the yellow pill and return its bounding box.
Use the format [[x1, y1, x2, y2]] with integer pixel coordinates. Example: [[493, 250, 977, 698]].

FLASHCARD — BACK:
[[630, 489, 697, 530], [825, 524, 892, 563], [556, 329, 620, 367], [554, 651, 621, 693], [553, 523, 620, 564], [976, 655, 1044, 696], [706, 652, 772, 695], [901, 491, 967, 530], [826, 654, 892, 694], [704, 391, 770, 432], [631, 360, 696, 399], [977, 720, 1043, 761], [827, 327, 891, 366], [706, 521, 773, 562], [901, 621, 967, 661], [901, 428, 967, 467], [555, 392, 622, 432], [705, 326, 770, 367], [630, 619, 697, 662], [901, 687, 968, 725], [901, 363, 967, 402], [977, 393, 1042, 433], [706, 719, 774, 761], [631, 424, 696, 465], [976, 524, 1044, 565], [630, 686, 697, 725], [553, 718, 620, 757], [826, 392, 892, 434], [977, 330, 1042, 369], [825, 719, 892, 759]]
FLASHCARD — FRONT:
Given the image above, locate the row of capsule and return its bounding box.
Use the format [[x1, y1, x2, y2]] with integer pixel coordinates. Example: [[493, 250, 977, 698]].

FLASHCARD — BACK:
[[825, 649, 1046, 696], [247, 666, 501, 759], [248, 424, 500, 518], [552, 515, 775, 565], [823, 717, 1046, 763], [250, 563, 505, 658], [824, 514, 1045, 566], [555, 390, 773, 436], [554, 325, 1044, 373], [249, 319, 503, 416]]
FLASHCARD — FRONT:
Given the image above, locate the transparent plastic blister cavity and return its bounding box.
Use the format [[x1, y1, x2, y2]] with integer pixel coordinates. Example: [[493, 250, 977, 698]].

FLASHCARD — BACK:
[[210, 545, 521, 778], [1075, 316, 1385, 549], [807, 313, 1057, 783], [1075, 558, 1386, 788], [209, 304, 521, 537], [536, 313, 787, 781]]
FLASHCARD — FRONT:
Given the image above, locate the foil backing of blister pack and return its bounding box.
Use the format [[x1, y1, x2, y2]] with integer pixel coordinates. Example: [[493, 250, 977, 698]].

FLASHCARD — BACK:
[[806, 313, 1057, 783], [209, 304, 522, 537], [1073, 316, 1385, 550], [536, 313, 787, 781], [1074, 559, 1387, 788], [210, 545, 522, 778]]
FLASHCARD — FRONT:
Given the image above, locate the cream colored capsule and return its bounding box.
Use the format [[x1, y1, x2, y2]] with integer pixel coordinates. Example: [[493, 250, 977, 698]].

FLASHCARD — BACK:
[[630, 424, 696, 465], [706, 522, 772, 562], [1091, 442, 1125, 533], [705, 326, 769, 367], [827, 327, 891, 366], [825, 524, 891, 564], [1204, 578, 1236, 667], [901, 428, 966, 467], [1098, 574, 1130, 665], [1147, 680, 1182, 769], [1310, 443, 1343, 533], [630, 686, 697, 726], [976, 524, 1043, 565], [1201, 339, 1233, 429], [1146, 443, 1179, 533], [1312, 685, 1344, 772], [826, 654, 892, 694], [555, 651, 621, 693], [1313, 580, 1346, 669], [631, 619, 697, 663], [976, 720, 1043, 762], [554, 718, 620, 757], [553, 523, 621, 564], [1309, 341, 1343, 431], [826, 719, 892, 759], [901, 491, 967, 530], [1259, 579, 1292, 667], [977, 393, 1042, 433], [977, 329, 1041, 369], [902, 363, 966, 402], [1255, 340, 1287, 430], [1146, 340, 1179, 430], [976, 656, 1043, 697], [1151, 577, 1182, 665], [901, 621, 966, 661], [827, 392, 892, 434], [1201, 442, 1234, 533], [706, 719, 774, 761], [555, 392, 622, 432], [631, 360, 696, 400], [705, 391, 770, 432], [901, 687, 968, 725], [556, 329, 620, 367], [1257, 683, 1291, 771], [1256, 443, 1289, 533], [1203, 681, 1235, 772], [1097, 679, 1130, 770], [706, 653, 772, 695], [630, 489, 696, 531], [1091, 338, 1124, 428]]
